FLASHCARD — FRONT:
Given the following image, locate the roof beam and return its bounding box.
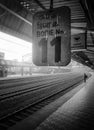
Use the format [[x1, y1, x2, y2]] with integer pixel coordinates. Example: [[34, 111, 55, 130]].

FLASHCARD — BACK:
[[71, 18, 86, 23], [0, 3, 32, 26], [79, 0, 91, 24], [50, 0, 53, 10], [84, 0, 93, 24], [34, 0, 47, 10]]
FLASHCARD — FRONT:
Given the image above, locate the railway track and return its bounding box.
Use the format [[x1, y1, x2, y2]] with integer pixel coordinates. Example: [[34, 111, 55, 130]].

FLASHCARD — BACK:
[[0, 74, 61, 89], [0, 73, 82, 89], [0, 74, 83, 118], [0, 75, 82, 100], [0, 78, 83, 130]]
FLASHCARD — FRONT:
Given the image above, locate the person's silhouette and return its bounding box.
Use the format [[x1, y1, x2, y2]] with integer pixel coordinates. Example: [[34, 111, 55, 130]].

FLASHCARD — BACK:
[[84, 73, 87, 82]]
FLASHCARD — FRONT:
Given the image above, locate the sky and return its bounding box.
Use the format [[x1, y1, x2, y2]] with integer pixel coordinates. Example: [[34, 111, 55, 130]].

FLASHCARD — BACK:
[[0, 31, 32, 62]]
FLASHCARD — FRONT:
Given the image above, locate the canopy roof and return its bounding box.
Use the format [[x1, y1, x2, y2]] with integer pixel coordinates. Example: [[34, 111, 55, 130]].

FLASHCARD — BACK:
[[0, 0, 94, 68]]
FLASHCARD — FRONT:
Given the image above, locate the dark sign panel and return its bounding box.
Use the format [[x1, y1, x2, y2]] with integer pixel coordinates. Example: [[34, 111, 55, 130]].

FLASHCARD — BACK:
[[32, 6, 71, 66], [71, 33, 85, 50]]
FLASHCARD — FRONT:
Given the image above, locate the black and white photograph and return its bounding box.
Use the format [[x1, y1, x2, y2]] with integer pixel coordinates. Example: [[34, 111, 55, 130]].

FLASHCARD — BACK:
[[0, 0, 94, 130]]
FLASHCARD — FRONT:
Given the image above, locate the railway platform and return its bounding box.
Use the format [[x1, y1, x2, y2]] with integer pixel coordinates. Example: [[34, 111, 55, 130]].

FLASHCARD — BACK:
[[9, 72, 94, 130]]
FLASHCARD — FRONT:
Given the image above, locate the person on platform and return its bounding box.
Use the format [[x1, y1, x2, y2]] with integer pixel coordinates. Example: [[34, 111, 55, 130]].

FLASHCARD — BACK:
[[84, 73, 87, 82]]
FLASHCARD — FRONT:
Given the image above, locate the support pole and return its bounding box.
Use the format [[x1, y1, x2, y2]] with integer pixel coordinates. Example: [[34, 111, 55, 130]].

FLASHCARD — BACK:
[[50, 0, 53, 10]]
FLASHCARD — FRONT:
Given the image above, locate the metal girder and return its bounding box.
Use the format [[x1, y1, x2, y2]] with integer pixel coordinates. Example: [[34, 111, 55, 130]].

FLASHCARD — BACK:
[[80, 0, 94, 30], [34, 0, 47, 10], [50, 0, 53, 10], [72, 51, 93, 67], [0, 3, 32, 26], [79, 0, 92, 24], [86, 0, 94, 24]]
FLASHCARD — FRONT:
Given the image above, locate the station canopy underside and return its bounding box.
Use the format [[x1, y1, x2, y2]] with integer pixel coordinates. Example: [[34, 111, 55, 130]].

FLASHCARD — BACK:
[[0, 0, 94, 69]]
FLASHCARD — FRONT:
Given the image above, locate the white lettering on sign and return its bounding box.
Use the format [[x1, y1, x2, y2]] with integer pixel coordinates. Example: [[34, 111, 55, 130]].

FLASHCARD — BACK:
[[32, 6, 71, 66]]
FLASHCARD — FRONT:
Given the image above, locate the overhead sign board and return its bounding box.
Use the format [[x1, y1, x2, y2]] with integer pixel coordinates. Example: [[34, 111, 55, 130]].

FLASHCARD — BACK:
[[71, 33, 85, 50], [32, 6, 71, 66]]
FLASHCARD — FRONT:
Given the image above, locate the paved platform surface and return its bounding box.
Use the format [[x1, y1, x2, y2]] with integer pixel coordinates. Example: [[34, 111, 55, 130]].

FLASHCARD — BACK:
[[9, 73, 94, 130], [35, 73, 94, 130]]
